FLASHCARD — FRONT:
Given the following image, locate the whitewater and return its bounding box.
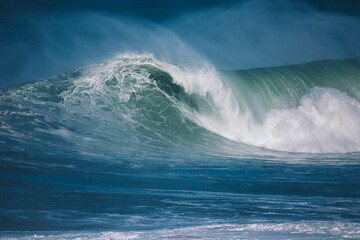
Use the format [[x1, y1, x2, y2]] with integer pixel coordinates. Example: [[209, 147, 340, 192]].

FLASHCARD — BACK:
[[0, 54, 360, 239]]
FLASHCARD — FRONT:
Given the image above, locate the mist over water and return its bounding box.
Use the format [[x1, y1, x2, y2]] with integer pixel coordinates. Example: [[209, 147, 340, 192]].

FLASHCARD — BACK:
[[1, 0, 360, 239], [1, 0, 360, 87], [0, 14, 202, 87], [169, 0, 360, 69]]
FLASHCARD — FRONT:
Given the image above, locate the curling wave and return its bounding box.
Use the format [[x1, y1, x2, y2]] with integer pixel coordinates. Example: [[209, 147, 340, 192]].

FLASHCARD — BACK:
[[0, 54, 359, 154]]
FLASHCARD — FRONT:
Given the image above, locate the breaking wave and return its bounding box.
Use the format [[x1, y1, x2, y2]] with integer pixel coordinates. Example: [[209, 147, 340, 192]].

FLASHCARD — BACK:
[[1, 54, 360, 153]]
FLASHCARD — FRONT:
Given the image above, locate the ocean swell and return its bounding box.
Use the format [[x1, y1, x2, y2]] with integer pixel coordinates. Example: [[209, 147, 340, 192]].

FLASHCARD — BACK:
[[1, 55, 360, 154]]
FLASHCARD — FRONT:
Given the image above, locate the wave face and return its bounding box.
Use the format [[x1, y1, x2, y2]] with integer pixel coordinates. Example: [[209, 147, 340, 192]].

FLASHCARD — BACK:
[[1, 55, 360, 155]]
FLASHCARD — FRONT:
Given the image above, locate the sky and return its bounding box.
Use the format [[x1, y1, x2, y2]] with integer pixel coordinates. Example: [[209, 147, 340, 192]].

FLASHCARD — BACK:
[[0, 0, 360, 87]]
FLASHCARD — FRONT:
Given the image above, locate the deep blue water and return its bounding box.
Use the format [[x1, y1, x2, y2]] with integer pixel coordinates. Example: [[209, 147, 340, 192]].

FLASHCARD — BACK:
[[1, 1, 360, 239]]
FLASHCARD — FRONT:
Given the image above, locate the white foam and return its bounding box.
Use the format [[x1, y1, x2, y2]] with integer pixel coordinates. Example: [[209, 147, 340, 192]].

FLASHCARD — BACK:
[[261, 87, 360, 152], [2, 222, 359, 239], [0, 232, 140, 240]]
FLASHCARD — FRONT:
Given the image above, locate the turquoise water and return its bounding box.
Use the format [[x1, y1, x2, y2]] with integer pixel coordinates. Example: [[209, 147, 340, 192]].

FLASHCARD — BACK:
[[0, 55, 360, 239]]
